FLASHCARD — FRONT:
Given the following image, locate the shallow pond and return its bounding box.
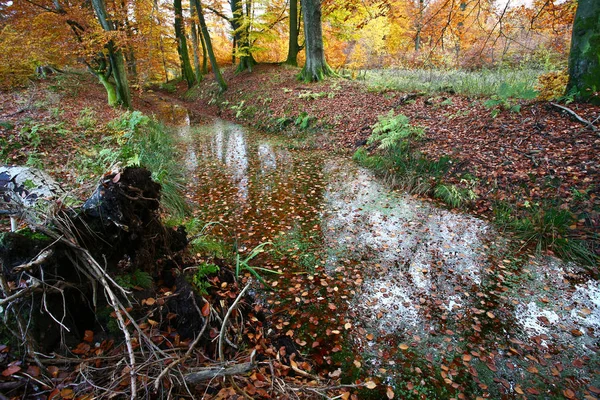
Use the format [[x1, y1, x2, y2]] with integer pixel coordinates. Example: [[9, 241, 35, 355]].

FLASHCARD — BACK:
[[161, 103, 600, 399]]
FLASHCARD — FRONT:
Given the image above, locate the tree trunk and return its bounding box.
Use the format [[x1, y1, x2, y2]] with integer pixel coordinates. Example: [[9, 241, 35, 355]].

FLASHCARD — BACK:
[[299, 0, 334, 82], [566, 0, 600, 104], [233, 0, 256, 73], [91, 0, 132, 108], [200, 31, 208, 74], [174, 0, 196, 88], [190, 3, 203, 83], [285, 0, 300, 66], [192, 0, 227, 92]]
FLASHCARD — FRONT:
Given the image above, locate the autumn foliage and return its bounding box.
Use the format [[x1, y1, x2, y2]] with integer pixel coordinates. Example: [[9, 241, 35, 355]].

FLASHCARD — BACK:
[[0, 0, 576, 89]]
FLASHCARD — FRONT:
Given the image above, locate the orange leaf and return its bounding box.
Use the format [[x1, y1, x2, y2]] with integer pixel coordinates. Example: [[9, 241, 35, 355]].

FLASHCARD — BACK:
[[83, 330, 94, 343], [26, 365, 40, 377], [386, 386, 395, 399], [201, 302, 210, 317], [365, 381, 377, 389]]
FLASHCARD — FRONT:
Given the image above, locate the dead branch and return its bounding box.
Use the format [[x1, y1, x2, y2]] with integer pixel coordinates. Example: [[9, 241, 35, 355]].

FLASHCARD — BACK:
[[184, 362, 255, 385], [13, 249, 54, 272], [550, 102, 598, 132], [219, 280, 252, 362]]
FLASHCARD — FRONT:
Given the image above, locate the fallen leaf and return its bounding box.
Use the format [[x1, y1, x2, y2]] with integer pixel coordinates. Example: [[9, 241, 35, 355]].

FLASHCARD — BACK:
[[365, 381, 377, 390], [386, 386, 395, 399], [1, 365, 20, 377]]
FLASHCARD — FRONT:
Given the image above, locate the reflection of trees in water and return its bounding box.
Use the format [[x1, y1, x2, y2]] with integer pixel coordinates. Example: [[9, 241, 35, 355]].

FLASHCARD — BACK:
[[191, 120, 325, 248]]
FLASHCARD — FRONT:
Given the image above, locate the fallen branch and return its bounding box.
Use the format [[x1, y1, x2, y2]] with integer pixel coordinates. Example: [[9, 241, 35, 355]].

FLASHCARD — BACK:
[[218, 280, 251, 362], [184, 362, 255, 385], [550, 102, 598, 132]]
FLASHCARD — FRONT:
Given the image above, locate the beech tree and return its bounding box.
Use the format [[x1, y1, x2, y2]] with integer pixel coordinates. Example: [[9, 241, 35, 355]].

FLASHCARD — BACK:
[[299, 0, 334, 82], [91, 0, 132, 108], [192, 0, 228, 92], [174, 0, 196, 88], [567, 0, 600, 103], [285, 0, 301, 66]]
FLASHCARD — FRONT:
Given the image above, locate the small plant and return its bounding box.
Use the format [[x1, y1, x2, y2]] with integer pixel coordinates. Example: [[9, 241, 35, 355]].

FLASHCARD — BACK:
[[484, 83, 538, 117], [235, 242, 282, 284], [115, 269, 153, 289], [434, 183, 477, 208], [230, 100, 246, 118], [535, 70, 569, 101], [497, 204, 597, 265], [77, 107, 98, 130], [295, 112, 313, 130], [158, 82, 177, 93], [368, 111, 424, 150], [191, 262, 220, 295]]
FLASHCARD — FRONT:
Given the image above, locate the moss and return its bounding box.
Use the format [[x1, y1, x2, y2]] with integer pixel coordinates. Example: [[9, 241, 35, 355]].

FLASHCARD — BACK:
[[15, 228, 51, 242]]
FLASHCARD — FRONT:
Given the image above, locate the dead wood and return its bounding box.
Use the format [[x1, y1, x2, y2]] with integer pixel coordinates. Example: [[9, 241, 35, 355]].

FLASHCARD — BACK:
[[184, 362, 256, 385]]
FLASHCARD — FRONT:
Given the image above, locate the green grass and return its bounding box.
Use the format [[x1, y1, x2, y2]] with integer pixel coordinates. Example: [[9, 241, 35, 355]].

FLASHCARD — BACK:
[[365, 68, 544, 97], [494, 202, 597, 266], [78, 111, 189, 218]]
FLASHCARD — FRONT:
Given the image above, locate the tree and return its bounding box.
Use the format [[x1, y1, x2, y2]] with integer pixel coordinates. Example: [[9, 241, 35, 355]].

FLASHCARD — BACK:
[[174, 0, 196, 88], [566, 0, 600, 103], [285, 0, 301, 65], [91, 0, 132, 108], [299, 0, 334, 81], [192, 0, 228, 92], [190, 2, 204, 82]]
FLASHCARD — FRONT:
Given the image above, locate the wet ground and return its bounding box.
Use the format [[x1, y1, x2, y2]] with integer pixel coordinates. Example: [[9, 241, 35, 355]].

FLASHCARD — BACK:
[[159, 102, 600, 399]]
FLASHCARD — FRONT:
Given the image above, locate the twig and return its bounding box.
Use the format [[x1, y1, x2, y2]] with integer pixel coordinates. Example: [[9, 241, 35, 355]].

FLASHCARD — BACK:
[[550, 102, 598, 132], [13, 249, 54, 272], [219, 280, 251, 362]]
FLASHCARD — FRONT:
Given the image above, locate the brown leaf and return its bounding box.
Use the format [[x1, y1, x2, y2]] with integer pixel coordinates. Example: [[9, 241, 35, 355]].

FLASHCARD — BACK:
[[201, 302, 210, 317], [83, 330, 94, 343], [2, 365, 21, 377]]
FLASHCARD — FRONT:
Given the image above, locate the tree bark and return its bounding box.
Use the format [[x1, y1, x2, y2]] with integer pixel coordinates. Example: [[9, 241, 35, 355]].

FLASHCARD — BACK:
[[566, 0, 600, 104], [190, 3, 203, 83], [200, 30, 208, 74], [91, 0, 132, 108], [192, 0, 227, 92], [299, 0, 334, 82], [174, 0, 196, 88], [285, 0, 300, 66], [233, 0, 256, 73]]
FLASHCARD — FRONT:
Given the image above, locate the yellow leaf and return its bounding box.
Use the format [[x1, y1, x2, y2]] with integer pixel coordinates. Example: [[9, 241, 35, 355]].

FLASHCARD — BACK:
[[365, 381, 377, 389]]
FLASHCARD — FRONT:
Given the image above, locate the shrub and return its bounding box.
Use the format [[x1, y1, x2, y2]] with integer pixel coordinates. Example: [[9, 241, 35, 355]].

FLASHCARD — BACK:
[[536, 70, 569, 101]]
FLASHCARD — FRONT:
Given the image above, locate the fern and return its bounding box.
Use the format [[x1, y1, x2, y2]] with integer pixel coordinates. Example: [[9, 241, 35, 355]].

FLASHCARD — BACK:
[[368, 111, 424, 149]]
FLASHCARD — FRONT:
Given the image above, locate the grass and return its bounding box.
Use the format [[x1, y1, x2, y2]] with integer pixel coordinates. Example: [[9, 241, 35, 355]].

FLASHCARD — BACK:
[[77, 111, 190, 218], [365, 68, 544, 97], [494, 202, 598, 266]]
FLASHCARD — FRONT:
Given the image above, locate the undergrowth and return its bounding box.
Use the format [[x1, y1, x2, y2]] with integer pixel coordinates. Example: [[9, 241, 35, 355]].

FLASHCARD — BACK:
[[80, 111, 189, 218], [365, 68, 543, 97], [493, 202, 597, 266], [356, 111, 598, 266]]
